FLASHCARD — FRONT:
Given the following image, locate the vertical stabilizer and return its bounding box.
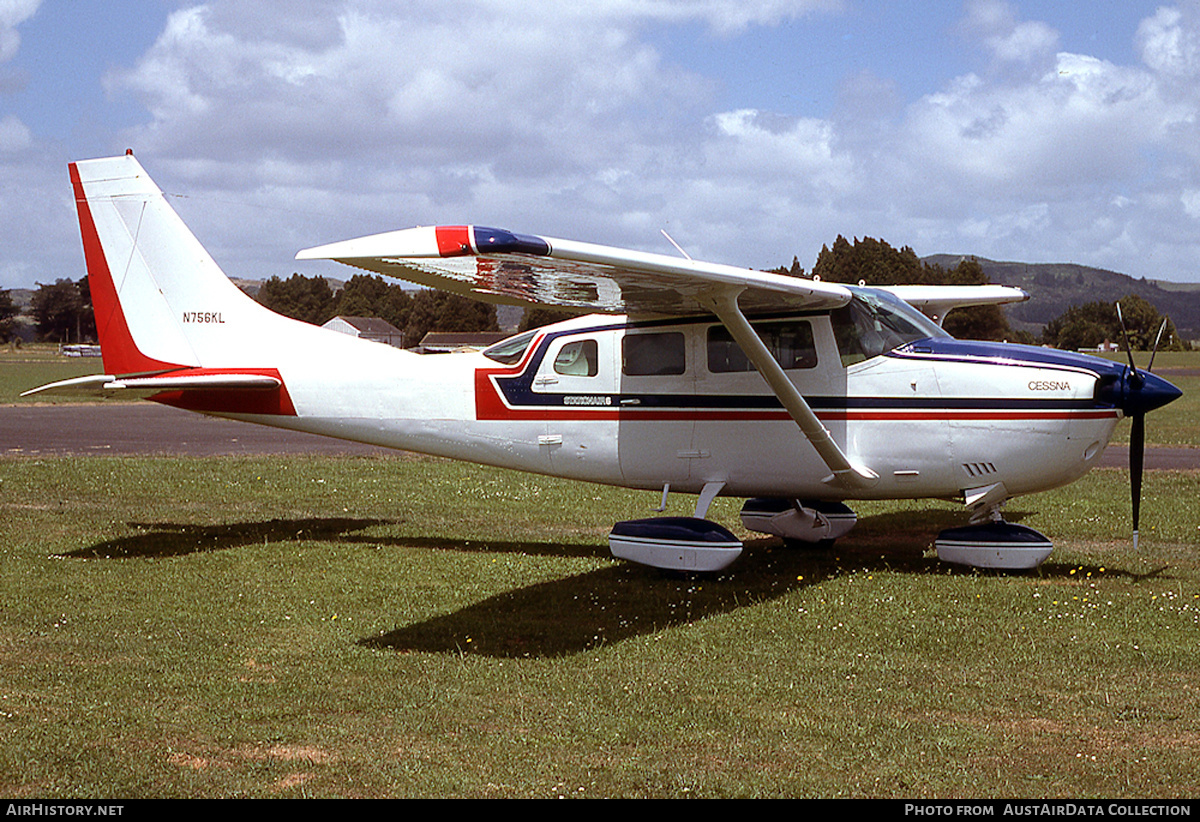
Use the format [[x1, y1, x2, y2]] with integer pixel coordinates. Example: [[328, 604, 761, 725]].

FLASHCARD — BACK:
[[70, 153, 285, 375]]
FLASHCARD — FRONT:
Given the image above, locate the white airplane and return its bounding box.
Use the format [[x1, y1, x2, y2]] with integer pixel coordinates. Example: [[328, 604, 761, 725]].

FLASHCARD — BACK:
[[26, 153, 1182, 572]]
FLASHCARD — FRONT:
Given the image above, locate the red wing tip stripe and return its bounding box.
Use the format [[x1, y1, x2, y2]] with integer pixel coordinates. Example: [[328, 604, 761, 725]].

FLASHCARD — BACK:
[[436, 226, 471, 256]]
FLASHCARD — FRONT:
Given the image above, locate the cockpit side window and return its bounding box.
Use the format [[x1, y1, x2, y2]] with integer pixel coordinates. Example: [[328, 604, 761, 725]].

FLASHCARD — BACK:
[[830, 302, 882, 366], [483, 330, 538, 365], [554, 339, 598, 376]]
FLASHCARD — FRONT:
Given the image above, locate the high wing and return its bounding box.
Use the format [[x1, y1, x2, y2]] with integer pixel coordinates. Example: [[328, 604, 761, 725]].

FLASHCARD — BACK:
[[878, 284, 1029, 326], [296, 225, 854, 317]]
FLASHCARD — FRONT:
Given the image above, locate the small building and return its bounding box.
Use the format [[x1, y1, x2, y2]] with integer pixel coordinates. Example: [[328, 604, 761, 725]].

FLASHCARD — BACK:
[[322, 316, 405, 348], [60, 344, 102, 357], [416, 331, 510, 354]]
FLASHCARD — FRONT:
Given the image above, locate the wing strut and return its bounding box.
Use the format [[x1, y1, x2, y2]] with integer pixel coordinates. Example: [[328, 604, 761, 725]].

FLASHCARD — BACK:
[[700, 288, 878, 490]]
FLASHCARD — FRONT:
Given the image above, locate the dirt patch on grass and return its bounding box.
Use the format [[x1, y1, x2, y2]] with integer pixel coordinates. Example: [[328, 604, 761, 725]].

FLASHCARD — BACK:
[[167, 741, 335, 770]]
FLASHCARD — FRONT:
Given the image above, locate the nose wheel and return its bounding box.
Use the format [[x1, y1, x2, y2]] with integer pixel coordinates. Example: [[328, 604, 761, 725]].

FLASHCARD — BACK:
[[935, 520, 1053, 570]]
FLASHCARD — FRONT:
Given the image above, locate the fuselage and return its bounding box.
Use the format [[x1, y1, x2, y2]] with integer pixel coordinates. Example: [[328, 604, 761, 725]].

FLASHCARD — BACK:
[[169, 294, 1155, 506]]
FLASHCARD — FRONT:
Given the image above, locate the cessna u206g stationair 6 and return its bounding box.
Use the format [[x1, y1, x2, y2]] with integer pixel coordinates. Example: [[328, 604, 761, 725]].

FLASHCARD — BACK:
[[26, 153, 1182, 572]]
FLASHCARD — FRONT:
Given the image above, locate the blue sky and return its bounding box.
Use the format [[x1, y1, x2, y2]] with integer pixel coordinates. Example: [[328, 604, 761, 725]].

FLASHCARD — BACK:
[[3, 0, 1200, 291]]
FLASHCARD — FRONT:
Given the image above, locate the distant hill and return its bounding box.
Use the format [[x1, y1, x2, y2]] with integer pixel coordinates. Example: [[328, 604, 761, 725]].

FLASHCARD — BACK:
[[924, 255, 1200, 342], [8, 288, 33, 310]]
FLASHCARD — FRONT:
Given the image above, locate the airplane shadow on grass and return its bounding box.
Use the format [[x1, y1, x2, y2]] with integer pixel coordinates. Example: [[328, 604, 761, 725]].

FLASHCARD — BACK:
[[360, 507, 1114, 659], [57, 517, 388, 559], [55, 511, 1134, 659]]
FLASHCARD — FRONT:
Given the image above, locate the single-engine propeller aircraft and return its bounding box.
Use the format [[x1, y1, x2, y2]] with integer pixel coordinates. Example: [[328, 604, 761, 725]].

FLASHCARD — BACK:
[[26, 153, 1182, 572]]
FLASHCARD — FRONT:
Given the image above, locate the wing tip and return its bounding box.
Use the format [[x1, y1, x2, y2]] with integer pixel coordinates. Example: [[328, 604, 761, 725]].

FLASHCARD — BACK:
[[296, 225, 551, 262]]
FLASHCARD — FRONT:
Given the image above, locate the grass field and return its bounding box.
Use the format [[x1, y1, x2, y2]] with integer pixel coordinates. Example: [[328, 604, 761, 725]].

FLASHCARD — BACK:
[[1, 453, 1197, 798], [1, 344, 105, 404]]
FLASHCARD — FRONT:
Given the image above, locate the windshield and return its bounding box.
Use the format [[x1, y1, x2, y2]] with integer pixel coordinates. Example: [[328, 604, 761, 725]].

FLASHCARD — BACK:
[[831, 287, 948, 366]]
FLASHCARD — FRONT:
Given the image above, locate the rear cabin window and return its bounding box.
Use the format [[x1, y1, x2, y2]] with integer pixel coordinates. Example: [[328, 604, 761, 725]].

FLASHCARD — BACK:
[[707, 321, 817, 373], [623, 332, 686, 376]]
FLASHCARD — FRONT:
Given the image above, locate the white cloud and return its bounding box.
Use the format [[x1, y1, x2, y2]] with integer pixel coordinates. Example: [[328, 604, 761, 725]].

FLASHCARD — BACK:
[[708, 108, 854, 192], [463, 0, 845, 35], [788, 2, 1200, 280], [1182, 188, 1200, 219], [1137, 5, 1200, 79], [957, 203, 1050, 241], [959, 0, 1058, 66], [0, 113, 30, 150], [10, 0, 1200, 292], [107, 4, 704, 172], [0, 0, 40, 63], [895, 50, 1178, 211]]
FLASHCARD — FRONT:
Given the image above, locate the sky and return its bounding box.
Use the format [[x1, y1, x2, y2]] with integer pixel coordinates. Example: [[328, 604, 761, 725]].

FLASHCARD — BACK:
[[3, 0, 1200, 292]]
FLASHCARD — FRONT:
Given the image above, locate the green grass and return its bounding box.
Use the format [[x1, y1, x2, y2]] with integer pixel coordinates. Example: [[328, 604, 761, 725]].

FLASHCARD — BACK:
[[0, 344, 105, 403], [1, 454, 1197, 798]]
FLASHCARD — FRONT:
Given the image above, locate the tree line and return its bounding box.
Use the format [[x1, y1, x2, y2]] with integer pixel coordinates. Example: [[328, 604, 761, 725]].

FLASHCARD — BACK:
[[1039, 294, 1185, 352], [784, 235, 1185, 349], [1, 278, 95, 345], [2, 236, 1188, 351], [0, 274, 501, 348], [786, 235, 1017, 342], [254, 273, 498, 346]]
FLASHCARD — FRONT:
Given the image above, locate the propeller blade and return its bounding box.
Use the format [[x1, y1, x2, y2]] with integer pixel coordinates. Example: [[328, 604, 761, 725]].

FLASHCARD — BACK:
[[1114, 303, 1145, 397], [1146, 317, 1168, 374], [1115, 302, 1139, 375], [1130, 412, 1145, 551], [1109, 303, 1181, 552]]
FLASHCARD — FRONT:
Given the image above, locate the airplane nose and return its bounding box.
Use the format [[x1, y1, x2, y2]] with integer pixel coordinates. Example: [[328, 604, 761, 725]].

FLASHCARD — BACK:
[[1123, 368, 1182, 416], [1099, 367, 1182, 416]]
